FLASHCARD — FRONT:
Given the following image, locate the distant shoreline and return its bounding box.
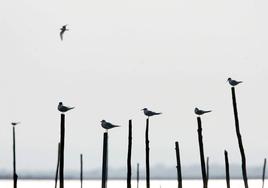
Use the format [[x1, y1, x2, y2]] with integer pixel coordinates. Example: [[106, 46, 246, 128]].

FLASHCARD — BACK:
[[0, 164, 265, 180]]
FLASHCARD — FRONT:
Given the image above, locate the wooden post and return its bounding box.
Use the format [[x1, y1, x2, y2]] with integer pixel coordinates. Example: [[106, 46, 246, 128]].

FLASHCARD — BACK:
[[197, 117, 207, 188], [175, 141, 182, 188], [137, 163, 140, 188], [262, 158, 267, 188], [13, 126, 17, 188], [206, 157, 209, 185], [127, 120, 132, 188], [80, 154, 83, 188], [59, 114, 65, 188], [145, 118, 150, 188], [231, 87, 248, 188], [55, 142, 61, 188], [224, 150, 230, 188], [101, 132, 108, 188]]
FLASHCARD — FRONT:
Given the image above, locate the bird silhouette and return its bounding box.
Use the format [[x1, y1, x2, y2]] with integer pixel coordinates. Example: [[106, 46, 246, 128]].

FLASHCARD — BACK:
[[195, 107, 211, 116], [58, 102, 74, 113], [60, 25, 68, 41], [11, 122, 20, 126], [141, 108, 162, 117], [227, 78, 242, 86], [101, 120, 120, 130]]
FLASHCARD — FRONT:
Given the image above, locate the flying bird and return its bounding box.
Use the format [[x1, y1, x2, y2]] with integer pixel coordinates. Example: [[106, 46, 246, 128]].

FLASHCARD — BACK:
[[227, 78, 242, 86], [58, 102, 74, 113], [60, 25, 68, 41], [101, 120, 120, 130], [11, 122, 20, 126], [141, 108, 162, 117], [195, 107, 211, 116]]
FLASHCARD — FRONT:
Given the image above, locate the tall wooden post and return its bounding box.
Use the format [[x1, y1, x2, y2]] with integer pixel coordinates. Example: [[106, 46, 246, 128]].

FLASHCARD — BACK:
[[262, 158, 267, 188], [80, 154, 83, 188], [102, 132, 108, 188], [55, 142, 61, 188], [145, 118, 150, 188], [137, 163, 140, 188], [224, 150, 230, 188], [197, 117, 207, 188], [231, 87, 248, 188], [175, 141, 182, 188], [59, 114, 65, 188], [127, 120, 132, 188], [13, 126, 17, 188]]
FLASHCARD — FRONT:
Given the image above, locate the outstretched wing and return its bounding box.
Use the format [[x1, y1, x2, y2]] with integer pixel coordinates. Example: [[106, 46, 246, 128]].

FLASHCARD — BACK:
[[60, 30, 64, 41]]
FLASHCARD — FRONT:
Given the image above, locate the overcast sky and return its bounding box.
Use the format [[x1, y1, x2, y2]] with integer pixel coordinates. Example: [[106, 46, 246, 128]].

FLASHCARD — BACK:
[[1, 0, 268, 173]]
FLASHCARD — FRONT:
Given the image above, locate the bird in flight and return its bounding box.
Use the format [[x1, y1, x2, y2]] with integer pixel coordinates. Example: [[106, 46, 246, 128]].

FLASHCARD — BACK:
[[58, 102, 74, 113], [60, 25, 68, 41], [101, 120, 120, 130], [195, 107, 211, 116], [227, 78, 242, 86], [11, 122, 20, 126], [141, 108, 162, 117]]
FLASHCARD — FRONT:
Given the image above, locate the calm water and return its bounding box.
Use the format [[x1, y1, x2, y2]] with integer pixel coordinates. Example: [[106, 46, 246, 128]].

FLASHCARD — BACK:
[[0, 179, 265, 188]]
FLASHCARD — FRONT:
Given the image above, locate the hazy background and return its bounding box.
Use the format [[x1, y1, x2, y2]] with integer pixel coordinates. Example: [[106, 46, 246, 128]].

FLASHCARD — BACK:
[[0, 0, 268, 176]]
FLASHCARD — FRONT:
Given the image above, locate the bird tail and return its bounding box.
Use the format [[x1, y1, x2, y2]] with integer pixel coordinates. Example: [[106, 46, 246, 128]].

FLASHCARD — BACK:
[[205, 110, 211, 113], [155, 112, 162, 115], [113, 125, 120, 128], [70, 107, 75, 110]]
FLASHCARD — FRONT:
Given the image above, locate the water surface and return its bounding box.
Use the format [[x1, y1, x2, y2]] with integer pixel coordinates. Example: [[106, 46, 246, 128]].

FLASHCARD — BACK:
[[0, 179, 264, 188]]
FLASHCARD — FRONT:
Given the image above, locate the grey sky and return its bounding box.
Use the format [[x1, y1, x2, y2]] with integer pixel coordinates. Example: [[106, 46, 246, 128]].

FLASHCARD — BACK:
[[1, 0, 268, 173]]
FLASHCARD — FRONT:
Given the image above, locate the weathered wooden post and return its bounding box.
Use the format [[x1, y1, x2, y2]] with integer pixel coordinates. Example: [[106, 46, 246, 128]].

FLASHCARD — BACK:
[[137, 163, 140, 188], [127, 120, 132, 188], [101, 132, 108, 188], [55, 142, 61, 188], [262, 158, 267, 188], [12, 125, 18, 188], [197, 117, 207, 188], [224, 150, 230, 188], [141, 108, 161, 188], [80, 154, 83, 188], [231, 87, 248, 188], [142, 108, 162, 188], [145, 118, 150, 188], [57, 102, 74, 188], [59, 114, 65, 188], [175, 141, 182, 188]]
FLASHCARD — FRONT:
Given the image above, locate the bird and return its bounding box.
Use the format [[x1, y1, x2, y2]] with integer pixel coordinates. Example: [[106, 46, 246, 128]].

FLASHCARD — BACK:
[[58, 102, 74, 113], [194, 107, 211, 116], [101, 120, 120, 130], [227, 78, 242, 86], [141, 108, 162, 117], [11, 122, 20, 126], [60, 25, 68, 41]]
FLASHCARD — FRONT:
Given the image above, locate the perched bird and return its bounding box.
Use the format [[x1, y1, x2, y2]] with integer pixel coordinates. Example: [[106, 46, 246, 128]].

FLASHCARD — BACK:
[[195, 107, 211, 116], [141, 108, 162, 117], [11, 122, 20, 126], [60, 25, 68, 41], [227, 78, 242, 86], [101, 120, 120, 130], [58, 102, 74, 113]]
